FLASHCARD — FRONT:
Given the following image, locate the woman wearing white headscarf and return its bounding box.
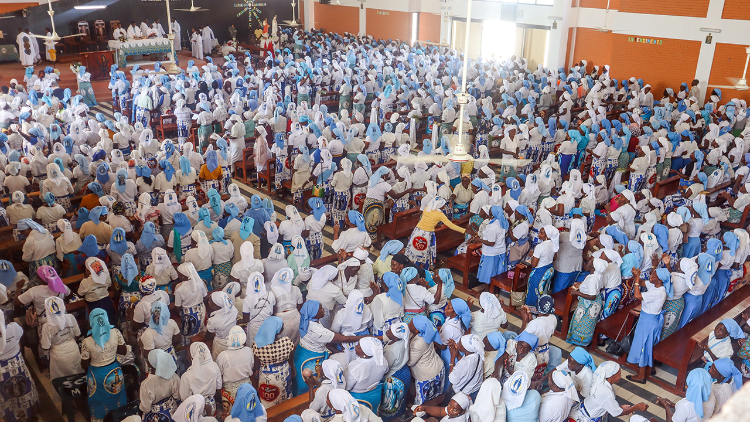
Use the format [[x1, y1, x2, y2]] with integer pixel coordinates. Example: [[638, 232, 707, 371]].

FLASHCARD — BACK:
[[269, 267, 303, 345], [179, 342, 222, 416], [539, 370, 579, 422], [469, 378, 505, 422], [206, 291, 238, 359], [414, 391, 472, 422], [217, 326, 254, 410], [531, 198, 555, 247], [525, 225, 559, 311], [328, 388, 383, 422], [140, 349, 180, 421], [0, 310, 40, 422], [306, 265, 348, 324], [380, 321, 411, 419], [305, 359, 345, 420], [346, 337, 389, 410], [279, 205, 305, 256], [566, 258, 607, 346], [569, 362, 647, 422], [173, 394, 214, 422], [469, 292, 509, 340], [238, 270, 274, 341], [331, 158, 354, 229], [331, 290, 372, 363], [40, 296, 83, 380], [175, 263, 209, 337], [551, 216, 586, 294], [55, 219, 83, 277], [448, 334, 485, 398], [184, 230, 215, 287], [43, 162, 75, 212], [502, 371, 541, 422]]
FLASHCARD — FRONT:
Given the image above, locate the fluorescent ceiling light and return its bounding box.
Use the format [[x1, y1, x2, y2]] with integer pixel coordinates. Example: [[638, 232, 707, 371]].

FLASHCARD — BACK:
[[74, 5, 107, 9]]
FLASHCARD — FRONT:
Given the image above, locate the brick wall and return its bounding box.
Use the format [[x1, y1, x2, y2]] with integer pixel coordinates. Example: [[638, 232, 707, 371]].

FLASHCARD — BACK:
[[313, 3, 359, 36], [707, 43, 750, 104], [418, 12, 441, 44], [570, 28, 613, 74], [722, 0, 750, 20], [617, 0, 709, 18], [578, 0, 620, 8], [365, 9, 412, 42], [570, 29, 701, 100]]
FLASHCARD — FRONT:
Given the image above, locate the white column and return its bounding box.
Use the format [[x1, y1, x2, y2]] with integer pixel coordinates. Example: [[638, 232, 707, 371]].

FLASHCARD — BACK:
[[360, 3, 367, 36], [695, 0, 726, 106], [305, 0, 315, 31]]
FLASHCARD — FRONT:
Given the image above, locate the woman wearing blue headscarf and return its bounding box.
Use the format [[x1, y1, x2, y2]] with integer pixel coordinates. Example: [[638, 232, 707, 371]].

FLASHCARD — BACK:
[[135, 221, 165, 272], [199, 149, 224, 195], [476, 205, 509, 285], [626, 267, 667, 383], [699, 238, 726, 315], [408, 314, 446, 405], [363, 166, 406, 241], [294, 300, 370, 396], [252, 317, 293, 407], [226, 383, 267, 422], [369, 272, 406, 337], [657, 368, 714, 422], [678, 252, 714, 329], [215, 138, 232, 195], [525, 225, 559, 311], [707, 358, 743, 399], [81, 308, 127, 421], [140, 349, 180, 422], [176, 156, 199, 201], [106, 227, 136, 280], [701, 318, 746, 366]]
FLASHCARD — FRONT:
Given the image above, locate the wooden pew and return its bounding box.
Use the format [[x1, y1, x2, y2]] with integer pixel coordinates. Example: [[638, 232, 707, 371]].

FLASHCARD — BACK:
[[234, 146, 256, 184], [446, 243, 481, 293], [376, 208, 421, 245], [722, 206, 750, 230], [489, 263, 530, 312], [647, 285, 750, 395], [551, 288, 576, 339], [434, 222, 467, 253], [257, 159, 276, 196], [652, 175, 681, 200], [588, 301, 639, 359], [267, 393, 310, 422]]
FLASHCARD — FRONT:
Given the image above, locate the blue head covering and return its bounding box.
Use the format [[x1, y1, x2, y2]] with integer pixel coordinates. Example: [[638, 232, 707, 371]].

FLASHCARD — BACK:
[[179, 156, 192, 176], [620, 253, 639, 279], [255, 316, 284, 348], [357, 154, 371, 174], [211, 227, 227, 245], [369, 166, 389, 188], [88, 308, 113, 348], [239, 216, 255, 240], [676, 206, 692, 225], [723, 232, 739, 256], [160, 160, 175, 182], [606, 225, 629, 245], [308, 197, 326, 221], [685, 368, 713, 418], [299, 300, 321, 338], [472, 178, 490, 191], [439, 268, 455, 298], [720, 318, 746, 339], [570, 347, 597, 372], [163, 140, 175, 159], [230, 384, 264, 422], [251, 195, 263, 210], [0, 261, 16, 288], [697, 253, 716, 286], [89, 206, 107, 225], [88, 182, 104, 198], [450, 298, 472, 329], [382, 272, 404, 306], [207, 188, 222, 217], [348, 210, 366, 232], [148, 349, 178, 380], [706, 238, 723, 262], [141, 222, 157, 248], [515, 205, 533, 224], [120, 253, 140, 286], [115, 169, 129, 193], [379, 240, 403, 261], [713, 358, 743, 392], [149, 301, 170, 335], [173, 213, 191, 236], [516, 331, 539, 350], [75, 208, 90, 229], [486, 332, 507, 355], [506, 177, 522, 200], [43, 192, 56, 206], [656, 268, 673, 299], [628, 240, 644, 264], [490, 206, 509, 230], [400, 267, 418, 286], [412, 314, 442, 344], [653, 224, 669, 250], [96, 163, 110, 184], [198, 207, 212, 227], [110, 228, 128, 255], [693, 201, 709, 224], [78, 235, 100, 257], [207, 150, 219, 172], [217, 138, 229, 161]]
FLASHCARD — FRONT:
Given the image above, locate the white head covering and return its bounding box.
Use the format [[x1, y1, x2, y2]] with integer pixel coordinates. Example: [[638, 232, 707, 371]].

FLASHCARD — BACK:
[[543, 225, 560, 252], [151, 247, 170, 273], [285, 205, 303, 224], [310, 265, 338, 291], [479, 292, 503, 319], [502, 371, 530, 410], [245, 271, 267, 307], [591, 361, 620, 394], [322, 359, 346, 389], [328, 389, 363, 422], [240, 242, 256, 270], [191, 230, 210, 259], [57, 219, 82, 252], [85, 257, 110, 285], [188, 342, 216, 383], [173, 394, 206, 422], [569, 218, 586, 249], [470, 379, 503, 422], [44, 296, 69, 330], [342, 290, 367, 334], [136, 192, 153, 221], [552, 369, 580, 401], [460, 334, 485, 361], [359, 337, 385, 367], [177, 262, 208, 296], [264, 221, 279, 245], [185, 196, 200, 221]]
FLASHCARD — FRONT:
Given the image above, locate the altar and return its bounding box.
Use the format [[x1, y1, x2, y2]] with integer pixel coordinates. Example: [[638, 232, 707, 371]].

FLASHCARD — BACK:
[[108, 38, 172, 67]]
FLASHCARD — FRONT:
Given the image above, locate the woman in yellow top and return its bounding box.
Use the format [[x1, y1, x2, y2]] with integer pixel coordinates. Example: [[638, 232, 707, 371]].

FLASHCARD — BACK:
[[199, 150, 223, 194], [405, 196, 474, 270]]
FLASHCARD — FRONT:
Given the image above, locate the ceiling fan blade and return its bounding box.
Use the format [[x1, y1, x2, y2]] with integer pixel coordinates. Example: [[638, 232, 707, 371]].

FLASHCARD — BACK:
[[0, 16, 16, 19], [173, 8, 194, 11], [61, 33, 87, 39]]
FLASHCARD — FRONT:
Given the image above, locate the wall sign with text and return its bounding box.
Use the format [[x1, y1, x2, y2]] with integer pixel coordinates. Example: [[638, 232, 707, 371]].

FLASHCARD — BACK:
[[628, 37, 663, 45]]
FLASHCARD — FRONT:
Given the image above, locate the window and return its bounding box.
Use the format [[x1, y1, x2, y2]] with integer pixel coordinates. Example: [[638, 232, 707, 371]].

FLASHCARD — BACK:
[[481, 20, 516, 60]]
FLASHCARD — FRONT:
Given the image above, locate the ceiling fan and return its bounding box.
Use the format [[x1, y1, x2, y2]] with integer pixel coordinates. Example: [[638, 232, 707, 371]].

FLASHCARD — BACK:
[[708, 46, 750, 91], [33, 0, 86, 42], [0, 15, 15, 19], [174, 0, 209, 12], [592, 0, 629, 34]]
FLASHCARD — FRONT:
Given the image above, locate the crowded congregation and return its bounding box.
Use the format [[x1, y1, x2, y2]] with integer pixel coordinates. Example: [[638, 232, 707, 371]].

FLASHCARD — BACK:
[[1, 1, 750, 422]]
